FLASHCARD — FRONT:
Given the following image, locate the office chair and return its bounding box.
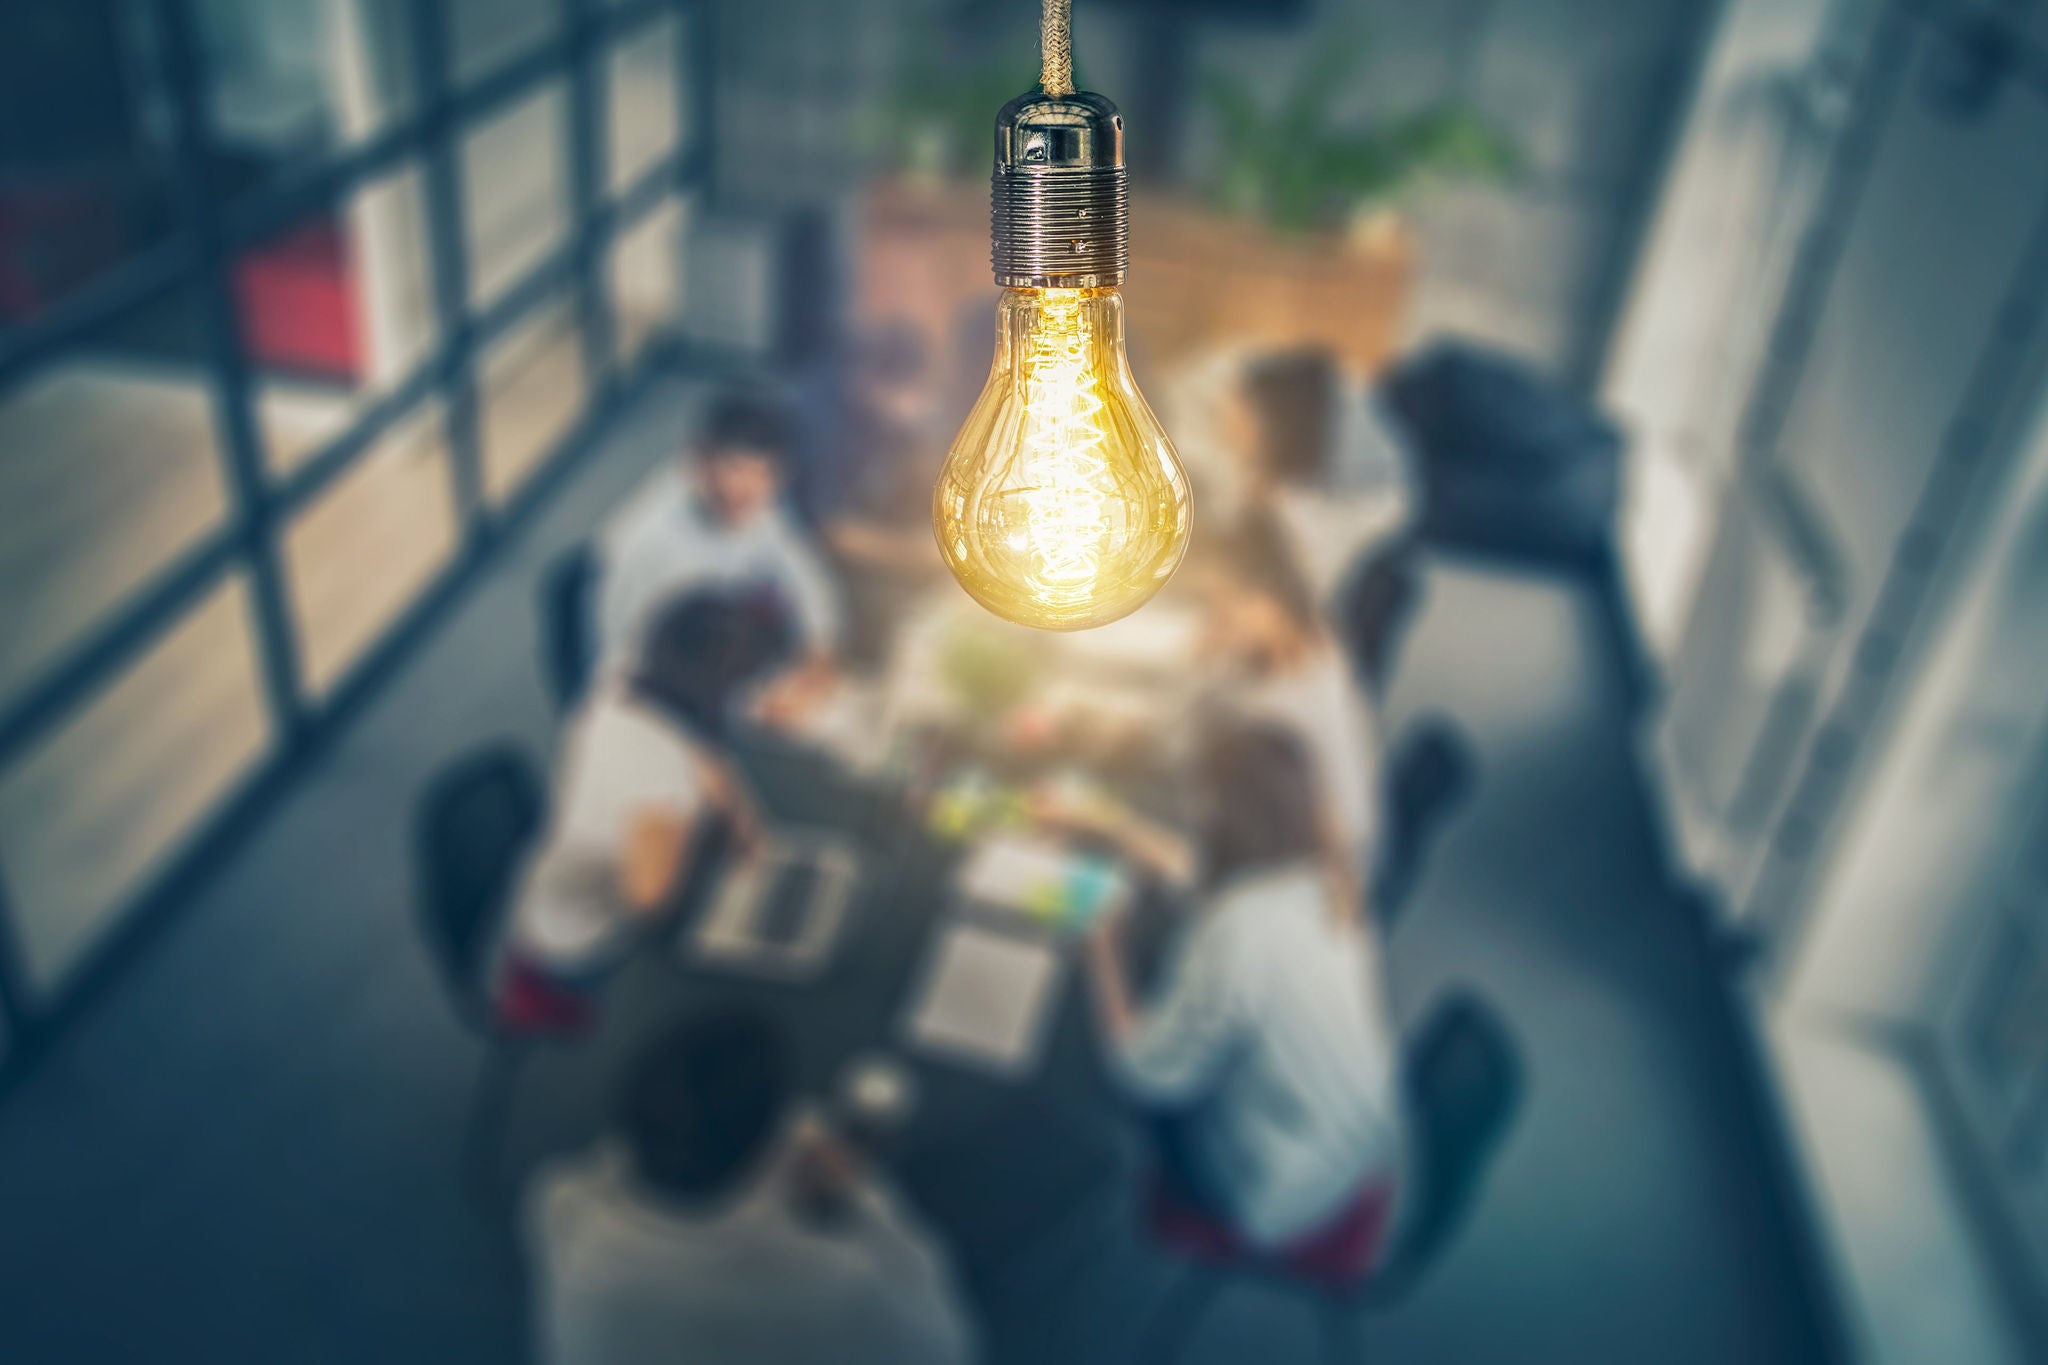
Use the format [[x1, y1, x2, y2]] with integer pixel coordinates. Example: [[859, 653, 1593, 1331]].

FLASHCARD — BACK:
[[1139, 990, 1525, 1364], [413, 744, 548, 1203], [1340, 538, 1423, 698], [1373, 717, 1478, 933], [539, 541, 599, 713]]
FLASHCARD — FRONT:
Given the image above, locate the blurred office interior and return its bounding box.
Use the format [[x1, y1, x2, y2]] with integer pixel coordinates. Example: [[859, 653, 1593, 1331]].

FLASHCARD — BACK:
[[1, 0, 2047, 1361]]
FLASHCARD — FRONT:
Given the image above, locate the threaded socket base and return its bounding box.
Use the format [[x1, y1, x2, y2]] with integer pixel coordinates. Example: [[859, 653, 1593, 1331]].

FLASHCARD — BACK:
[[991, 166, 1128, 289], [989, 89, 1127, 289]]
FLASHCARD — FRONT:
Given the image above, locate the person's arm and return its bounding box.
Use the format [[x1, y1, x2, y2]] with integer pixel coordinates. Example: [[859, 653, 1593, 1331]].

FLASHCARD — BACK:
[[1086, 907, 1241, 1105], [768, 508, 845, 659], [617, 809, 696, 917], [1032, 791, 1197, 889], [694, 755, 765, 856], [1084, 918, 1141, 1047], [610, 720, 762, 914], [826, 517, 941, 577]]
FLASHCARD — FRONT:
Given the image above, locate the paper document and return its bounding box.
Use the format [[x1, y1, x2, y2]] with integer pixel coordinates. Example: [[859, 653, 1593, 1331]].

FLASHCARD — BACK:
[[957, 834, 1130, 934], [903, 923, 1064, 1077]]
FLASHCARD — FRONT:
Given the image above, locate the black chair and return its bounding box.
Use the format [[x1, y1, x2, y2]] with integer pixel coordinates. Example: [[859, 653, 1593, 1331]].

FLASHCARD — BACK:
[[1140, 990, 1525, 1364], [413, 744, 547, 1200], [539, 542, 599, 713], [1381, 340, 1622, 569], [1339, 537, 1423, 698], [1372, 717, 1478, 933]]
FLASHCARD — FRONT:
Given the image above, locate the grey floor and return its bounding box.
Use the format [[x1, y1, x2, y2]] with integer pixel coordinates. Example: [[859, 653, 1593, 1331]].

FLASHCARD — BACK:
[[0, 378, 1836, 1364]]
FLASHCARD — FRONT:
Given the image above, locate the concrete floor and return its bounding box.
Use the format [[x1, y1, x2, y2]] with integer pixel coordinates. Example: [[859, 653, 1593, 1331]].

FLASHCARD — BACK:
[[0, 377, 1838, 1363]]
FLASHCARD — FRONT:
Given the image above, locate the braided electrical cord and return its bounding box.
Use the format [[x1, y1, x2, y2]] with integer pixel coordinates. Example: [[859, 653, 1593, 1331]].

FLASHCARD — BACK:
[[1041, 0, 1074, 96]]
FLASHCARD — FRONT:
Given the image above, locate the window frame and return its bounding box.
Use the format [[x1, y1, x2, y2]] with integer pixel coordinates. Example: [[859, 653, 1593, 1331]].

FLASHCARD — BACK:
[[0, 0, 713, 1073]]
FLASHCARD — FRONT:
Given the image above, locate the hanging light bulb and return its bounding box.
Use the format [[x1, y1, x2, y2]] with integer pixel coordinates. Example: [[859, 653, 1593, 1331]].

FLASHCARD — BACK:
[[932, 6, 1190, 631]]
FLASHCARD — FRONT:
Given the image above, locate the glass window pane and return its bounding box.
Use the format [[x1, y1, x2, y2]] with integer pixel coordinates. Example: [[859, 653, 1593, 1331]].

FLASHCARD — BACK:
[[608, 195, 688, 365], [480, 292, 585, 504], [0, 11, 179, 337], [196, 0, 417, 198], [283, 400, 457, 694], [0, 573, 272, 992], [461, 84, 570, 309], [0, 289, 232, 710], [448, 0, 562, 88], [606, 15, 682, 196], [236, 162, 438, 477]]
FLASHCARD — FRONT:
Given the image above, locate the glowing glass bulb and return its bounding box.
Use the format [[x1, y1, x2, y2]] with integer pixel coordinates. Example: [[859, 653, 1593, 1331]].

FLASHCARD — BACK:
[[934, 285, 1190, 631]]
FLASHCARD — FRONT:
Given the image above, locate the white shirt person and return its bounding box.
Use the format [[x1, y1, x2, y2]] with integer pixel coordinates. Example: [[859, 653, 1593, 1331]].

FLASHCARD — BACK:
[[596, 392, 841, 672], [1064, 718, 1405, 1252], [1112, 863, 1401, 1247], [499, 592, 792, 1018], [529, 1012, 975, 1365]]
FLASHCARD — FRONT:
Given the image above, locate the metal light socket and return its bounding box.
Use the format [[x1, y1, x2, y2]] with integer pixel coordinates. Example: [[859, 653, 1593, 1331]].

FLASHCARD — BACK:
[[990, 90, 1129, 289]]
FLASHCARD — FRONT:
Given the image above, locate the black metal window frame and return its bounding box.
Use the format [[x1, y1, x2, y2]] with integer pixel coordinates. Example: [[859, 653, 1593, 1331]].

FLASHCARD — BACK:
[[0, 0, 716, 1083]]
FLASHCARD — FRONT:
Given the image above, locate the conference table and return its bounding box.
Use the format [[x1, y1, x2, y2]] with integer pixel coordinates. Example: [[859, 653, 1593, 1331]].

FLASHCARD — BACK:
[[508, 630, 1193, 1317]]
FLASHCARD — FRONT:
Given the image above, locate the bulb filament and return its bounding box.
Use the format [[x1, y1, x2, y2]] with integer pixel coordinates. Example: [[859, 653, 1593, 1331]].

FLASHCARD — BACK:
[[1015, 291, 1115, 591]]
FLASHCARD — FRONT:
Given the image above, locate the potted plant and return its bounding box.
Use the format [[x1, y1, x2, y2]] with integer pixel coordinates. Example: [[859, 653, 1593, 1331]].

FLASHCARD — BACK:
[[1199, 35, 1519, 238], [1110, 32, 1518, 371], [856, 27, 1518, 375]]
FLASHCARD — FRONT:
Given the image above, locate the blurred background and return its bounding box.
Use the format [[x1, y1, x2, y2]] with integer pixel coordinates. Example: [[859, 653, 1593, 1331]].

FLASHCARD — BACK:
[[1, 0, 2047, 1361]]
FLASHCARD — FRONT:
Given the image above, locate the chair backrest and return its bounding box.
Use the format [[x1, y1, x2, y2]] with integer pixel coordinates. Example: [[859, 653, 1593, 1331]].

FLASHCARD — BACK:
[[1380, 340, 1623, 477], [1373, 716, 1477, 930], [1340, 540, 1422, 697], [413, 744, 546, 1028], [540, 542, 599, 712], [1378, 991, 1523, 1292]]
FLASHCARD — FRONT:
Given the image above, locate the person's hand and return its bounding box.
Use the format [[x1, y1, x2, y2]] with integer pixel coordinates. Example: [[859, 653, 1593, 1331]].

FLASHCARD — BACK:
[[702, 761, 765, 858], [1086, 895, 1129, 949], [752, 657, 838, 729], [1026, 777, 1124, 842], [1001, 704, 1061, 755], [784, 1116, 866, 1224]]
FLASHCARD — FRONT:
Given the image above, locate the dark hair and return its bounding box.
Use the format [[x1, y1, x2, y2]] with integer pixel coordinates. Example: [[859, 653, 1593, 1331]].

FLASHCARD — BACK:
[[621, 1009, 792, 1203], [1194, 715, 1326, 889], [633, 590, 796, 739], [1202, 508, 1321, 634], [1240, 349, 1339, 484], [695, 389, 795, 467]]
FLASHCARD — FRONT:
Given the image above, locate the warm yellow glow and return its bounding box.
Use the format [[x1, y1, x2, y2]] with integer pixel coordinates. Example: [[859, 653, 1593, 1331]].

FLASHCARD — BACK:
[[933, 287, 1190, 631]]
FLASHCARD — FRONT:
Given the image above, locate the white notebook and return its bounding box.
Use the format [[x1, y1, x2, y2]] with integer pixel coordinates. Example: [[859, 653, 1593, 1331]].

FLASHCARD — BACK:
[[903, 922, 1064, 1078]]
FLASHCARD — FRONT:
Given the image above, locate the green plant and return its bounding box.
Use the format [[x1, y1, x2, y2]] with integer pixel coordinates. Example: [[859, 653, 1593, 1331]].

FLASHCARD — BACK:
[[937, 620, 1041, 716], [1203, 34, 1519, 233]]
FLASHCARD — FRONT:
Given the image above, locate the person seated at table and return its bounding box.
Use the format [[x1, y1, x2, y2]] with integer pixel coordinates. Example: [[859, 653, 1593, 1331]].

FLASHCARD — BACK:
[[496, 592, 794, 1032], [1190, 512, 1381, 878], [804, 322, 947, 577], [1222, 347, 1414, 615], [1064, 717, 1405, 1256], [597, 387, 842, 718], [796, 323, 949, 665], [528, 1008, 976, 1365]]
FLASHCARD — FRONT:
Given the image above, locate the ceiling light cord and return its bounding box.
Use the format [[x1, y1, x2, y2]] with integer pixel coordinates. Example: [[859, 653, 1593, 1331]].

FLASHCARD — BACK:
[[1041, 0, 1074, 97]]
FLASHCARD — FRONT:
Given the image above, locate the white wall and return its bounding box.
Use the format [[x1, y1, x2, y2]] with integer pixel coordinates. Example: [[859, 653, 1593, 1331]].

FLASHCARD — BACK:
[[1786, 385, 2048, 1025], [1604, 0, 2048, 932], [1606, 5, 2048, 1338]]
